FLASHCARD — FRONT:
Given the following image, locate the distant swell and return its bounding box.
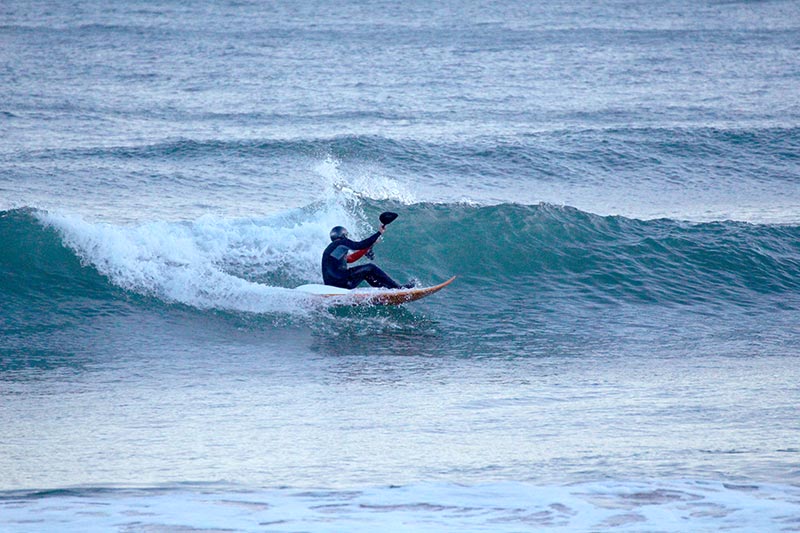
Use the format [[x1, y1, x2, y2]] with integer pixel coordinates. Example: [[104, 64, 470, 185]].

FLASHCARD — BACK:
[[23, 127, 799, 182], [23, 135, 422, 162]]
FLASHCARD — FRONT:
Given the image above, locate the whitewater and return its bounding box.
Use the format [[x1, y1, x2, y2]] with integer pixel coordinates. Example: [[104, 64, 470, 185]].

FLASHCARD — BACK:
[[2, 0, 800, 531]]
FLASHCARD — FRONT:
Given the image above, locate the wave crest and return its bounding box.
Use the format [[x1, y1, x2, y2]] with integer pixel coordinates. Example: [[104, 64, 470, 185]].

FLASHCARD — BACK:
[[3, 201, 799, 316]]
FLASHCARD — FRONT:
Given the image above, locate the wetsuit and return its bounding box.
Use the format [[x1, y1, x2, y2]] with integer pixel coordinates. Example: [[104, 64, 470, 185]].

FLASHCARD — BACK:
[[321, 232, 401, 289]]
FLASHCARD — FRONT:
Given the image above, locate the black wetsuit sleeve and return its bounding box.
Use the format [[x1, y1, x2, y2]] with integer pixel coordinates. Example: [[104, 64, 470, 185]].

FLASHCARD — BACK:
[[347, 232, 381, 251]]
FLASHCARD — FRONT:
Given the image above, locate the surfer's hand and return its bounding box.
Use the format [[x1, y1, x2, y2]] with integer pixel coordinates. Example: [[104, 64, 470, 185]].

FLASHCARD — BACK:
[[379, 224, 386, 234]]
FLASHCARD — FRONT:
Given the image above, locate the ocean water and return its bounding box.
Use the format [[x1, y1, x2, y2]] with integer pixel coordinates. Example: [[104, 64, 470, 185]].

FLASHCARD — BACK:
[[2, 0, 800, 531]]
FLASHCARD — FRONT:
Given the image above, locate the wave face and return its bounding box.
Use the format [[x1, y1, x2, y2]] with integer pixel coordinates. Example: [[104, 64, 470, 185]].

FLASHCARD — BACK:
[[3, 201, 799, 328], [380, 202, 800, 306]]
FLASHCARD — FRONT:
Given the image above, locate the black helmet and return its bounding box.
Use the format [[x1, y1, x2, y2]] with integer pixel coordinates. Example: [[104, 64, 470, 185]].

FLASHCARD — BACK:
[[329, 226, 349, 241]]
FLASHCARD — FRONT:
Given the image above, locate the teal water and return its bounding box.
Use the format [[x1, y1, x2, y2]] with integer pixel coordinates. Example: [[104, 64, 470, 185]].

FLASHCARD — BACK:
[[2, 0, 800, 530]]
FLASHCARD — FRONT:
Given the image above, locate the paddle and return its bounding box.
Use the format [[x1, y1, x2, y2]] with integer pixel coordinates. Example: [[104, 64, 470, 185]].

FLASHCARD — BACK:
[[365, 212, 399, 260], [346, 212, 399, 263], [379, 211, 399, 226]]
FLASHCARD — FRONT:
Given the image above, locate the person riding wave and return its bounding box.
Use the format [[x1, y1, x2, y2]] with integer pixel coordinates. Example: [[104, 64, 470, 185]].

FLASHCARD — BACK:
[[321, 222, 413, 290]]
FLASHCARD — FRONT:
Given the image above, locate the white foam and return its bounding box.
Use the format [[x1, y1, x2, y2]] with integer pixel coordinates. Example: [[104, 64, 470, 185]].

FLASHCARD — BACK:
[[35, 202, 369, 314], [30, 156, 418, 314], [2, 480, 798, 532]]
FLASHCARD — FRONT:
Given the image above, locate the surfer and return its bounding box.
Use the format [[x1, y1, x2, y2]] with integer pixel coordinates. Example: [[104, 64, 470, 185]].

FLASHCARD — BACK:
[[321, 223, 412, 290]]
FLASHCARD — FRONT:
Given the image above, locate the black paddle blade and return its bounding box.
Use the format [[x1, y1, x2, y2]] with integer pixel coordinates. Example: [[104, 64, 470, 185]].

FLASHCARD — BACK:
[[379, 211, 399, 225]]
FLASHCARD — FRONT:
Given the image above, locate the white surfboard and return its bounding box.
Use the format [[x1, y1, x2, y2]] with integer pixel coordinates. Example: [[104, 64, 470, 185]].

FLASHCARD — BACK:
[[296, 276, 456, 306]]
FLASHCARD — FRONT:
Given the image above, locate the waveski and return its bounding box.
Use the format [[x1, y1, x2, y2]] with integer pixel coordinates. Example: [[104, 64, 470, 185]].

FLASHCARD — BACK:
[[2, 203, 800, 321]]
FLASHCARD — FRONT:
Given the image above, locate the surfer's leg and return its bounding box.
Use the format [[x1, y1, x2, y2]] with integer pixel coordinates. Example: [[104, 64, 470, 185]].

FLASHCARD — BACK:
[[347, 264, 401, 289], [365, 265, 401, 289]]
